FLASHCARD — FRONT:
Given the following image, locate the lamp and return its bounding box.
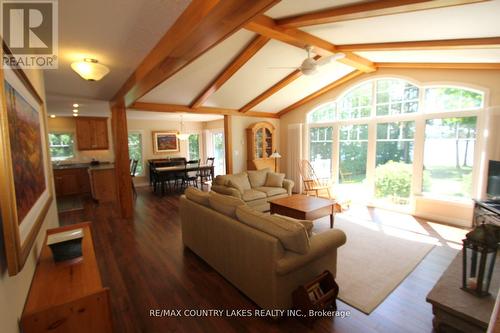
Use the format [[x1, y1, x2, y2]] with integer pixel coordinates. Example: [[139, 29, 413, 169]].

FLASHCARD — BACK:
[[176, 115, 190, 141], [270, 150, 281, 172], [461, 223, 499, 297], [71, 58, 110, 81]]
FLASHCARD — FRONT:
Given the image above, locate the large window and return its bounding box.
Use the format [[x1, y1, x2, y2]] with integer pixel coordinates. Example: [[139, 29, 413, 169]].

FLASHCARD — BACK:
[[307, 78, 484, 205], [375, 121, 415, 205], [49, 132, 75, 161], [188, 134, 200, 161], [339, 124, 368, 184], [309, 127, 333, 178], [423, 117, 477, 198], [128, 132, 143, 176]]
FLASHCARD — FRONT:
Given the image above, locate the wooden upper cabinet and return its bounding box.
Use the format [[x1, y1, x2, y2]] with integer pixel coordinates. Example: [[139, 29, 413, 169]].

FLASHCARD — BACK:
[[76, 117, 109, 150], [246, 121, 276, 171]]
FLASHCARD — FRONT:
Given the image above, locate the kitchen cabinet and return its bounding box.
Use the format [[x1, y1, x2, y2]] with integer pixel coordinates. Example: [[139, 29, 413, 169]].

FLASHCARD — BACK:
[[53, 167, 91, 197], [75, 117, 109, 150], [89, 165, 117, 203]]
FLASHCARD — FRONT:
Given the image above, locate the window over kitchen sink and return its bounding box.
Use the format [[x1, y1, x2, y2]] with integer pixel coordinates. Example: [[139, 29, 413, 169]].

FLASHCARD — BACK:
[[49, 132, 75, 161]]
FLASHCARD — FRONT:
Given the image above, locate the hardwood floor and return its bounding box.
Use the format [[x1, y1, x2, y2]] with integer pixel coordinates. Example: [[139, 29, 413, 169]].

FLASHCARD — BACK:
[[59, 188, 466, 333]]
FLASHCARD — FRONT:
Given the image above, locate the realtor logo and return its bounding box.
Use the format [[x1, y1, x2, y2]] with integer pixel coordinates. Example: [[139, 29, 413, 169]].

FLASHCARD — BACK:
[[1, 0, 58, 69]]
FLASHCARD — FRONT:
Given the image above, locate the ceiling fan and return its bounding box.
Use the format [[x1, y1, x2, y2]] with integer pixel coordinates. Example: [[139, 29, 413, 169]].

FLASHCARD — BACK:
[[269, 46, 345, 75]]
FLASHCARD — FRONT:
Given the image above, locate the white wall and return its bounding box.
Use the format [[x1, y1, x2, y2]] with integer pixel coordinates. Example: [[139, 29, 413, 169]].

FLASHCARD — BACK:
[[0, 69, 59, 333]]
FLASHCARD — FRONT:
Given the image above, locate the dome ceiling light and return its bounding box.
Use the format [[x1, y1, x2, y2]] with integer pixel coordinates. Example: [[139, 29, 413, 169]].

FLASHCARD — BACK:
[[71, 58, 110, 81]]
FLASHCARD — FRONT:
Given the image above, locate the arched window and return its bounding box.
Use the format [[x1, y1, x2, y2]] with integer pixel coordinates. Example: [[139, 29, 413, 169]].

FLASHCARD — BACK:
[[307, 102, 336, 123], [338, 81, 372, 119], [424, 87, 484, 112], [375, 79, 419, 116]]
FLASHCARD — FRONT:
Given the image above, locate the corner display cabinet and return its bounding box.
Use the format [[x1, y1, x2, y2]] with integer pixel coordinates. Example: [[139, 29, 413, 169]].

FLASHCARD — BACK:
[[246, 121, 276, 171]]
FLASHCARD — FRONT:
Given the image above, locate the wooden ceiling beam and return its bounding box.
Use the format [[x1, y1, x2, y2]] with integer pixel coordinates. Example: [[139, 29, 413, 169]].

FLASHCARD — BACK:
[[130, 102, 280, 119], [239, 55, 321, 113], [376, 62, 500, 70], [337, 37, 500, 52], [277, 70, 364, 117], [245, 15, 376, 72], [190, 35, 270, 108], [276, 0, 488, 28], [111, 0, 280, 107]]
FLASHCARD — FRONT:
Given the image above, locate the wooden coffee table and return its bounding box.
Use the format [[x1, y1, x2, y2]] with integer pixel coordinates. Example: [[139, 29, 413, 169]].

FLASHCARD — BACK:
[[270, 194, 337, 228]]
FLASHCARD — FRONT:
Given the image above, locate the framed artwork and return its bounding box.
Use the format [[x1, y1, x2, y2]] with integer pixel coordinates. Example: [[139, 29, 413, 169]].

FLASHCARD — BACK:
[[0, 44, 53, 276], [152, 131, 179, 153]]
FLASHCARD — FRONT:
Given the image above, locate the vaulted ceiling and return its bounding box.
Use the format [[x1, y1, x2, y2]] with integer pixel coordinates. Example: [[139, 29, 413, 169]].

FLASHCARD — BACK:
[[46, 0, 500, 119]]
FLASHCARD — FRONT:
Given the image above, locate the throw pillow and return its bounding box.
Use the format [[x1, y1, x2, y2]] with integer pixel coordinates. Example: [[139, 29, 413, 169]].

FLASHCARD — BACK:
[[247, 168, 271, 188], [185, 187, 210, 207], [228, 179, 244, 194], [265, 172, 285, 187], [235, 206, 310, 254], [227, 172, 251, 191], [208, 191, 246, 218], [274, 214, 314, 237]]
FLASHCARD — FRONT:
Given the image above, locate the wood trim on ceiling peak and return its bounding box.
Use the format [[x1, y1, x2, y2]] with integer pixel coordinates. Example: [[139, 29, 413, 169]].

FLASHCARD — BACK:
[[130, 102, 280, 118], [244, 15, 376, 73], [376, 62, 500, 70], [111, 0, 280, 108], [275, 0, 489, 28], [190, 35, 270, 109], [277, 70, 365, 117], [336, 37, 500, 52]]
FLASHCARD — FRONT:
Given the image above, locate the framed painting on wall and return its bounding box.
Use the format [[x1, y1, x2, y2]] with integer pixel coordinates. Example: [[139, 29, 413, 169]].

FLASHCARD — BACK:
[[0, 45, 53, 276], [152, 131, 179, 153]]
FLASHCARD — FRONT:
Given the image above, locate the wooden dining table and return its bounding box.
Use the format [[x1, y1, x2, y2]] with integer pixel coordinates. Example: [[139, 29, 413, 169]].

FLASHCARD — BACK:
[[153, 164, 215, 193]]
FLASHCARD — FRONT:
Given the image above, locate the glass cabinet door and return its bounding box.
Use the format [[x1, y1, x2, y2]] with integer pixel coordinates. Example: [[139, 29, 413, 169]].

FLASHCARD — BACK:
[[265, 128, 272, 157], [255, 128, 263, 158]]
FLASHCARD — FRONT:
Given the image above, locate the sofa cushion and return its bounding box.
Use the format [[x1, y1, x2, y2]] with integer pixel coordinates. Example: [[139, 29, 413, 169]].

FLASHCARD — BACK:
[[228, 172, 251, 191], [185, 187, 209, 207], [247, 168, 271, 188], [213, 174, 230, 186], [242, 189, 267, 201], [228, 180, 245, 194], [208, 191, 246, 218], [255, 186, 287, 197], [265, 172, 285, 187], [235, 206, 310, 254], [274, 214, 314, 237]]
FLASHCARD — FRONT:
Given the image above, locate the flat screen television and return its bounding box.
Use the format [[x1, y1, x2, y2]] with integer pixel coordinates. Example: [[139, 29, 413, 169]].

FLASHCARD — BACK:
[[486, 160, 500, 200]]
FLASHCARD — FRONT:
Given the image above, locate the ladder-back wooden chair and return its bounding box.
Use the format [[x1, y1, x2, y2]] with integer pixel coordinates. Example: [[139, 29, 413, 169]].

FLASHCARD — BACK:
[[298, 160, 333, 199]]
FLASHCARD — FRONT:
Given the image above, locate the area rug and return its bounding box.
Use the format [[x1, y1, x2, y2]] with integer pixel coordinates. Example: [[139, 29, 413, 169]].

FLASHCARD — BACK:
[[333, 215, 435, 314]]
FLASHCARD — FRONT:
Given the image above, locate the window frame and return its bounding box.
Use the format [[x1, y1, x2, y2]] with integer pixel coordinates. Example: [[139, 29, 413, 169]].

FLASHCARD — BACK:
[[186, 131, 202, 162], [305, 76, 488, 208], [48, 131, 77, 161], [128, 130, 144, 177]]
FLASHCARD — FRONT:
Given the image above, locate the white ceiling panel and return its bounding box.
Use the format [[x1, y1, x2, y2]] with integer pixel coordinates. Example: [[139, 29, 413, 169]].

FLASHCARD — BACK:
[[357, 49, 500, 63], [302, 1, 500, 45], [266, 0, 368, 19], [139, 30, 256, 105], [203, 40, 307, 109], [126, 110, 223, 122], [253, 62, 354, 113]]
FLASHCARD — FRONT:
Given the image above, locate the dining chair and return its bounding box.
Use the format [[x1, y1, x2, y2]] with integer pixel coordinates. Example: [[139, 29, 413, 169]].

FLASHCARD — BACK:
[[183, 159, 200, 188], [130, 159, 139, 198]]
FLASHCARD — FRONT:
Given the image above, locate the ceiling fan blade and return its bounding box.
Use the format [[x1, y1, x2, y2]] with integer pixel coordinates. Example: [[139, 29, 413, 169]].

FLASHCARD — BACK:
[[315, 52, 346, 66]]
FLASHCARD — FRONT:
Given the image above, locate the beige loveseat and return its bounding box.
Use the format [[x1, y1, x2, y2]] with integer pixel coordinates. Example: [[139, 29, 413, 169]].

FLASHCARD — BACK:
[[180, 188, 347, 310], [211, 168, 294, 211]]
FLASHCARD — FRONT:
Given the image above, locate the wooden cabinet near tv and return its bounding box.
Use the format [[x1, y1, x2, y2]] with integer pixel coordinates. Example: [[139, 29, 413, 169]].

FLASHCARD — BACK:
[[246, 121, 276, 171], [75, 117, 109, 150]]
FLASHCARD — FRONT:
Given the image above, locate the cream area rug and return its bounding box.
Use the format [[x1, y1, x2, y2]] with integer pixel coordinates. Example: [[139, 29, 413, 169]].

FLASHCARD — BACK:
[[333, 215, 435, 314]]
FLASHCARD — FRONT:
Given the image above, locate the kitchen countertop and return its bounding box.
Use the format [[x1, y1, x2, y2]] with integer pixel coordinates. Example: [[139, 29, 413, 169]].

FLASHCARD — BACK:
[[88, 164, 115, 171], [52, 162, 113, 170]]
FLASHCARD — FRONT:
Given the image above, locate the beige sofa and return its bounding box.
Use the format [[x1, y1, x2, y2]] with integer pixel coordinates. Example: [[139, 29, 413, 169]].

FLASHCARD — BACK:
[[211, 168, 294, 211], [180, 189, 347, 310]]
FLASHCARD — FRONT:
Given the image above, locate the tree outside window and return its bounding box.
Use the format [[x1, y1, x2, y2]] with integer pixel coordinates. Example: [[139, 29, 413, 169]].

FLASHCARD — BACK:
[[128, 133, 143, 175], [49, 133, 75, 160], [188, 134, 200, 161]]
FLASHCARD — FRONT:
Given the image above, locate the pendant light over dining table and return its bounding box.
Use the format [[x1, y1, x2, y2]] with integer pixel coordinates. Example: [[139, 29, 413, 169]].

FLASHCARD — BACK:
[[71, 58, 110, 81], [177, 115, 190, 141]]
